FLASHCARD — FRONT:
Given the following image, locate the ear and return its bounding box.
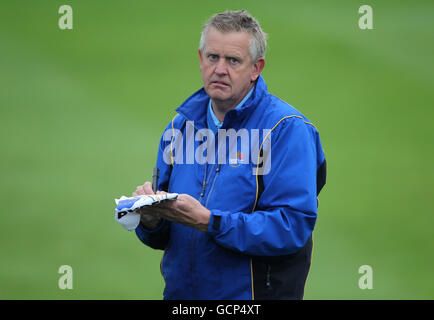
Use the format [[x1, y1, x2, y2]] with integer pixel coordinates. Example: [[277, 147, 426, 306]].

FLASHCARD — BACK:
[[250, 58, 265, 82], [198, 49, 204, 71]]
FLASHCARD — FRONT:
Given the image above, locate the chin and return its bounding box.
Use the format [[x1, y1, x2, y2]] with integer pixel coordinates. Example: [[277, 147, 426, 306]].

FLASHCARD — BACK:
[[207, 88, 229, 101]]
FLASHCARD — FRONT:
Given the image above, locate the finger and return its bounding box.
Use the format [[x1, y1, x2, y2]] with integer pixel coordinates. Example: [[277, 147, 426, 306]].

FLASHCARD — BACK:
[[143, 181, 154, 195], [153, 199, 174, 209], [138, 206, 162, 216], [135, 185, 146, 195], [138, 207, 155, 215]]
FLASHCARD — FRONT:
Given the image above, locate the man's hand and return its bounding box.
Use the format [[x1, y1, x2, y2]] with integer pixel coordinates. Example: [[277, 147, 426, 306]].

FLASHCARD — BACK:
[[133, 182, 211, 232], [133, 181, 162, 230], [151, 194, 211, 232]]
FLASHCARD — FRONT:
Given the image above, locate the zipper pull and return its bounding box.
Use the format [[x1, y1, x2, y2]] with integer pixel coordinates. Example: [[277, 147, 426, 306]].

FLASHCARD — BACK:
[[266, 264, 272, 289], [200, 181, 206, 198]]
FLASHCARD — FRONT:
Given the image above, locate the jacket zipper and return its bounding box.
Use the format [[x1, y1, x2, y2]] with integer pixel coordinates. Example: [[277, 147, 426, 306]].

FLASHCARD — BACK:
[[199, 164, 208, 202], [205, 164, 221, 207]]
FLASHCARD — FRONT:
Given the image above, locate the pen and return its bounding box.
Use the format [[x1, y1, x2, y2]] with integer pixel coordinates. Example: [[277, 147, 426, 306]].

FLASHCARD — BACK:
[[152, 167, 160, 193]]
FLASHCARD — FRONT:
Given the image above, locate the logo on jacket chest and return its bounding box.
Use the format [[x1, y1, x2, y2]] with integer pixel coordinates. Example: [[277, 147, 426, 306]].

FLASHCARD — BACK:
[[229, 151, 248, 167]]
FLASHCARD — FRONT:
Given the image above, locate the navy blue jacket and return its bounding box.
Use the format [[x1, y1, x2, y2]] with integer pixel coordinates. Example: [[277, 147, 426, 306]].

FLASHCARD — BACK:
[[136, 75, 326, 299]]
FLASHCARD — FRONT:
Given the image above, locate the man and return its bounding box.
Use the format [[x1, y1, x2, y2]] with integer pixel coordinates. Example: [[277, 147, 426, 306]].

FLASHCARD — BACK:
[[132, 10, 326, 300]]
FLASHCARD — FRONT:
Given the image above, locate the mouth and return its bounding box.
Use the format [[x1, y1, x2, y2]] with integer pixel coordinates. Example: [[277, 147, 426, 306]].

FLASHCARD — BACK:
[[210, 80, 230, 88]]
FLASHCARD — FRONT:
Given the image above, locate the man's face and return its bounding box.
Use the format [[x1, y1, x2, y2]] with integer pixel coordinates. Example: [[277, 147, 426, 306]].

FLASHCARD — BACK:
[[199, 28, 265, 108]]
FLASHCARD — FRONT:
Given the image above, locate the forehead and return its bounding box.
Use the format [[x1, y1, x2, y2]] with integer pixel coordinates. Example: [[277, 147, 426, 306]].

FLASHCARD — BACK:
[[204, 28, 251, 57]]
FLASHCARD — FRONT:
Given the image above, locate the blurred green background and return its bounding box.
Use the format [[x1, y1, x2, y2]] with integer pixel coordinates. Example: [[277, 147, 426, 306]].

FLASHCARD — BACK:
[[0, 0, 433, 299]]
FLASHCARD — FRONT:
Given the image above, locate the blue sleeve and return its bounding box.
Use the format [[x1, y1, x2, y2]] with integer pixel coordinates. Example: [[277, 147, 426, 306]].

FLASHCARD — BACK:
[[207, 118, 325, 256], [134, 121, 175, 250], [135, 219, 170, 250]]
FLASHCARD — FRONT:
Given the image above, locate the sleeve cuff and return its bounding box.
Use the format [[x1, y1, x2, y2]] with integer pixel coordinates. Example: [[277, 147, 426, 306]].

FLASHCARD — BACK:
[[207, 209, 224, 236]]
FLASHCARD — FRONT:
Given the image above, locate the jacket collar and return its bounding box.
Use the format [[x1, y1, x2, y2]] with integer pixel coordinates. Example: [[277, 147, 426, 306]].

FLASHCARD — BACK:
[[176, 74, 268, 129]]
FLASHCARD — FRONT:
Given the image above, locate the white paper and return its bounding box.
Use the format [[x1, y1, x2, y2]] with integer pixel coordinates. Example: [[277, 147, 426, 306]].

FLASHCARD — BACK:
[[114, 193, 178, 231]]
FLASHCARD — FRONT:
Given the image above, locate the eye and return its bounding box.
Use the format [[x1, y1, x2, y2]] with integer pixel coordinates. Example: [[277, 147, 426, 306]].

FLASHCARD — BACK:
[[208, 54, 218, 62], [229, 57, 239, 65]]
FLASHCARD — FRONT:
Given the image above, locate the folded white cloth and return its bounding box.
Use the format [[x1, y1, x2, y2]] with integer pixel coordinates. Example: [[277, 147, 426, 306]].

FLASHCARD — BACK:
[[114, 193, 178, 231]]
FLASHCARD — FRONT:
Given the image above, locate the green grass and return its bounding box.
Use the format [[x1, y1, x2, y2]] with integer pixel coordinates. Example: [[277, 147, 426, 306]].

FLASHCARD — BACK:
[[0, 0, 433, 299]]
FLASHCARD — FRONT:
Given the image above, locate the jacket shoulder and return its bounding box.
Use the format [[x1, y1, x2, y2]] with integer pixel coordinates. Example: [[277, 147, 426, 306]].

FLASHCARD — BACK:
[[162, 113, 187, 131], [261, 94, 317, 132]]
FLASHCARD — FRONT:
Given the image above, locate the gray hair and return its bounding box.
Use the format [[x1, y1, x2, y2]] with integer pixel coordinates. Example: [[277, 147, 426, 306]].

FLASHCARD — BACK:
[[199, 10, 267, 62]]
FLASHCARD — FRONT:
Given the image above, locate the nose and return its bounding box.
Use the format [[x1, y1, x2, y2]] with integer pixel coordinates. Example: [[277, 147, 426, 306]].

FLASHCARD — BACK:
[[214, 58, 228, 76]]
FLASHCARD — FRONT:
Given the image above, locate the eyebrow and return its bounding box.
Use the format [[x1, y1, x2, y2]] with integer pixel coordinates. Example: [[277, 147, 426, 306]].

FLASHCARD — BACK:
[[207, 52, 243, 61]]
